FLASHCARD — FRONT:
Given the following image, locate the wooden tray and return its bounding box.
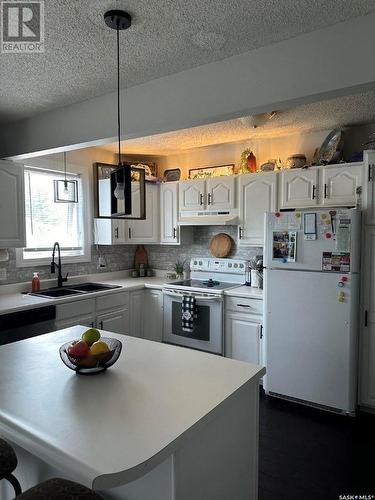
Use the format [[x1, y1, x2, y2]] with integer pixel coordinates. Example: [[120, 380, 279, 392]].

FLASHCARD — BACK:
[[209, 233, 234, 258]]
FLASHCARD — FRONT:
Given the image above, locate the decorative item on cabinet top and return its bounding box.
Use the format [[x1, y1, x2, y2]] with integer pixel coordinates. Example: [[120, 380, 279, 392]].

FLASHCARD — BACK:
[[163, 168, 181, 182], [240, 149, 256, 173], [313, 128, 344, 166], [285, 154, 307, 169], [189, 164, 234, 179]]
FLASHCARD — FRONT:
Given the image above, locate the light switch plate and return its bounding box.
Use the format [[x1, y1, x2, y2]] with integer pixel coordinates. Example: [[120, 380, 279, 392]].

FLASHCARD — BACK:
[[0, 268, 7, 280]]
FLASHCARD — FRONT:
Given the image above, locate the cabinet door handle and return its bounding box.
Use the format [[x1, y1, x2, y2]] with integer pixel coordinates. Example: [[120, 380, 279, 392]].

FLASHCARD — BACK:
[[312, 185, 316, 200], [239, 227, 243, 240], [260, 325, 263, 339], [173, 227, 177, 239], [128, 227, 131, 239], [369, 165, 373, 183], [100, 320, 104, 329], [324, 184, 328, 198], [365, 310, 368, 327], [207, 193, 212, 205], [90, 322, 94, 328], [114, 227, 119, 239], [237, 303, 251, 308], [200, 193, 204, 205]]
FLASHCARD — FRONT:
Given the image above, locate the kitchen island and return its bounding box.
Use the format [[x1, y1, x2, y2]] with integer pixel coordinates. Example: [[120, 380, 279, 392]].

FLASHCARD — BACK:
[[0, 326, 265, 500]]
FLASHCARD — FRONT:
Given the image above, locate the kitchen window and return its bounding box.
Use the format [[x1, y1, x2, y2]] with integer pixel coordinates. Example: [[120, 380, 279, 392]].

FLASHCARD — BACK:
[[16, 165, 90, 267]]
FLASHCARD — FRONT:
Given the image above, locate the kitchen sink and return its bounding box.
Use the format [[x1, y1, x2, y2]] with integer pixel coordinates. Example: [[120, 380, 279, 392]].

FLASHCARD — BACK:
[[27, 282, 122, 299], [68, 282, 122, 292], [28, 288, 86, 298]]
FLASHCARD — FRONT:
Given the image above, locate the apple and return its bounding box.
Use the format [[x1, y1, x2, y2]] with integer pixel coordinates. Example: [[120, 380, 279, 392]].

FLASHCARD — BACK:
[[90, 340, 110, 356], [81, 328, 101, 346], [68, 340, 90, 358]]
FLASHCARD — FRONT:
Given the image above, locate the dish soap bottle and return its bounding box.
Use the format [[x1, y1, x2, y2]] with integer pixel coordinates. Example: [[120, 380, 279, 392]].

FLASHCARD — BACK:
[[31, 272, 41, 292]]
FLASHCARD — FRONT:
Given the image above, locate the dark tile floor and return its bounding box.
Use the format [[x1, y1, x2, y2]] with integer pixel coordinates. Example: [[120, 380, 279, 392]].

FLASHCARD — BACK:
[[259, 390, 375, 500]]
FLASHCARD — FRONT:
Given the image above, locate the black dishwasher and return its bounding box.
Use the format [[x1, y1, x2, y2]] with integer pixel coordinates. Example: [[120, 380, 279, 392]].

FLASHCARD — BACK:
[[0, 306, 56, 346]]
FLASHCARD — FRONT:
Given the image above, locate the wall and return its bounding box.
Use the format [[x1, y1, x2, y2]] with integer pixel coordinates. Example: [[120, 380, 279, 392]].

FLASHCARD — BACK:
[[2, 12, 375, 159], [158, 124, 372, 180], [147, 226, 262, 272]]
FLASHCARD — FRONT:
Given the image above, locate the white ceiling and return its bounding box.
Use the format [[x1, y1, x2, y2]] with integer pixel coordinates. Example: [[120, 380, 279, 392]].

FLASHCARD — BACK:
[[100, 90, 375, 155], [1, 0, 375, 124]]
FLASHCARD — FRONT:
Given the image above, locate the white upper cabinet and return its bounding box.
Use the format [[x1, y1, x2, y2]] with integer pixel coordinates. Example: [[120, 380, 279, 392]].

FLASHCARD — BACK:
[[160, 182, 179, 244], [206, 177, 236, 210], [364, 151, 375, 225], [128, 183, 159, 244], [179, 180, 206, 211], [238, 172, 277, 246], [0, 160, 26, 248], [279, 168, 318, 209], [320, 163, 364, 207], [95, 184, 159, 245]]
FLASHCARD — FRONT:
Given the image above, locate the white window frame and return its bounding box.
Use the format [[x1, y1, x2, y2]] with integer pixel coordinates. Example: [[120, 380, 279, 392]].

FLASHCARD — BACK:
[[16, 159, 91, 268]]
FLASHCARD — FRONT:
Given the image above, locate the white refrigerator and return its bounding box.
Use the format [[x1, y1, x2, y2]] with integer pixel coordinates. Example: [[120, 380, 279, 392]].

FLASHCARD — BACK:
[[263, 208, 361, 415]]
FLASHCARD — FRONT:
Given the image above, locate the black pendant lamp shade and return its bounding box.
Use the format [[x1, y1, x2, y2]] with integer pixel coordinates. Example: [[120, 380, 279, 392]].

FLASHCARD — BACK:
[[93, 10, 146, 220], [54, 152, 78, 203]]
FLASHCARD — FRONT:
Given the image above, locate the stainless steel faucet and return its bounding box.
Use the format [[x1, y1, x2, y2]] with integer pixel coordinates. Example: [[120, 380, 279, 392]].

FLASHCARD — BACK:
[[51, 242, 68, 288]]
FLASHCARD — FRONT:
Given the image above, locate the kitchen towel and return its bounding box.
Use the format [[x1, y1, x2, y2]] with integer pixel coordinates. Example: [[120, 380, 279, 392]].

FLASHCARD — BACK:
[[182, 295, 197, 333]]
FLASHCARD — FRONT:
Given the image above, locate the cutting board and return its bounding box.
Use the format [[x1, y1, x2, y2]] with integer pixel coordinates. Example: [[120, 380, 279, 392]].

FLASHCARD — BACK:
[[134, 245, 148, 269], [209, 233, 234, 258]]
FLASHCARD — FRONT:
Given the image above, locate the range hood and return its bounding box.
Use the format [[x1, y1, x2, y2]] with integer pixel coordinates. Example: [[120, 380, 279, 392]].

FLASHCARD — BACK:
[[178, 211, 239, 226]]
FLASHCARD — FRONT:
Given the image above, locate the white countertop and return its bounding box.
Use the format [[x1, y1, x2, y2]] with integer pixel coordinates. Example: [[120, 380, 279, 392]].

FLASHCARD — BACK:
[[224, 285, 263, 299], [0, 274, 262, 316], [0, 326, 265, 489], [0, 276, 173, 316]]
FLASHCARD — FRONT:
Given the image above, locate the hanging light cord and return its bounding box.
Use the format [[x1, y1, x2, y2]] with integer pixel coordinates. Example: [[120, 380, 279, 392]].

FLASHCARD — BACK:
[[117, 24, 121, 166], [64, 151, 67, 187]]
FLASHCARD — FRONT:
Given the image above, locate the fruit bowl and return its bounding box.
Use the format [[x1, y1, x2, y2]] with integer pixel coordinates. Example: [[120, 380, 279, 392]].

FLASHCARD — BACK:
[[59, 337, 122, 375]]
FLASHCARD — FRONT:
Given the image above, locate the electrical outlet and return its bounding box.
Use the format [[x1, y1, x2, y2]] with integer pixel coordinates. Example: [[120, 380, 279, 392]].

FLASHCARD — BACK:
[[0, 249, 9, 262], [0, 268, 7, 281], [97, 256, 107, 269]]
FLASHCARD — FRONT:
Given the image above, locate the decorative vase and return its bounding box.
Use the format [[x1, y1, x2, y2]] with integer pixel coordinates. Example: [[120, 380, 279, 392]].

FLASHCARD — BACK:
[[251, 270, 262, 288], [247, 152, 257, 173]]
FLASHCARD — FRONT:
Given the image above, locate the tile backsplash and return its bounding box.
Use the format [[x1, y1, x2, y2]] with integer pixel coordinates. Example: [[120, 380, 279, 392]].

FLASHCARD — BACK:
[[0, 226, 262, 285], [147, 226, 262, 271]]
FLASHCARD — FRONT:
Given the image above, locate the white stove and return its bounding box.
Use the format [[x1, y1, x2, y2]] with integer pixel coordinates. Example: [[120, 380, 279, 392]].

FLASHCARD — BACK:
[[163, 258, 247, 355], [165, 258, 247, 295]]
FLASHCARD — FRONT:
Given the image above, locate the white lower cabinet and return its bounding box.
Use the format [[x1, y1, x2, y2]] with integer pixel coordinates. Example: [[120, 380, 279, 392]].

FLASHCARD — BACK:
[[129, 289, 144, 338], [143, 289, 163, 342], [225, 312, 261, 365], [224, 297, 263, 366], [55, 294, 130, 336], [96, 307, 129, 335]]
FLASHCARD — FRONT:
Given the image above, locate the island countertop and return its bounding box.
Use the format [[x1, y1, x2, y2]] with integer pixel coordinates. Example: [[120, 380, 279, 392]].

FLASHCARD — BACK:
[[0, 326, 265, 490]]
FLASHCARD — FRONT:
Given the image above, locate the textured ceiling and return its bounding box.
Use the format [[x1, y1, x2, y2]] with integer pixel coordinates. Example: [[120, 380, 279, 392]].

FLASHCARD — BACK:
[[99, 91, 375, 155], [1, 0, 375, 124]]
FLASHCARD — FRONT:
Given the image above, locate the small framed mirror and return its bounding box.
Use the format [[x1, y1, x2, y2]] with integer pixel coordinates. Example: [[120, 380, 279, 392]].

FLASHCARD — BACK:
[[94, 163, 146, 220]]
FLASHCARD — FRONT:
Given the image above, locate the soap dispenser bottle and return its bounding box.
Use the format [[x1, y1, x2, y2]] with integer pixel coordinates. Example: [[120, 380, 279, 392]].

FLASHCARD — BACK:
[[31, 272, 41, 292]]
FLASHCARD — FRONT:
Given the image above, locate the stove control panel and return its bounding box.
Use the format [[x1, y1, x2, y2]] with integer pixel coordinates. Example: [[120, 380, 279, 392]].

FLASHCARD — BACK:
[[190, 258, 247, 274]]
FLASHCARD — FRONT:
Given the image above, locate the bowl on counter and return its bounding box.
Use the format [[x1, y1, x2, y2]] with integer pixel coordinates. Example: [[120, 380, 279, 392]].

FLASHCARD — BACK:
[[59, 337, 122, 375]]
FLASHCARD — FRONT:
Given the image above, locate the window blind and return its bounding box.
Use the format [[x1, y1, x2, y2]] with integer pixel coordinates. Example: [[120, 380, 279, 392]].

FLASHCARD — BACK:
[[23, 167, 84, 259]]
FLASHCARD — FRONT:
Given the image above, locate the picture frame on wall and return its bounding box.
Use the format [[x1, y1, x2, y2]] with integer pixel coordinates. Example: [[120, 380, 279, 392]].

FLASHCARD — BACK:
[[188, 164, 234, 179]]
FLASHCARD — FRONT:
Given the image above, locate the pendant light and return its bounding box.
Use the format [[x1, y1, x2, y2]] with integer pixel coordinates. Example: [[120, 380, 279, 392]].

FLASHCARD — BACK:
[[54, 151, 78, 203], [98, 9, 145, 219]]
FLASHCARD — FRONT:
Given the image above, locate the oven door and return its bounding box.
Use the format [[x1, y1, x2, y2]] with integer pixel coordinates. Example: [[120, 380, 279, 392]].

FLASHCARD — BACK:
[[162, 290, 223, 355]]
